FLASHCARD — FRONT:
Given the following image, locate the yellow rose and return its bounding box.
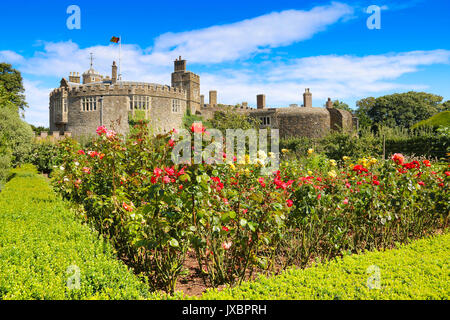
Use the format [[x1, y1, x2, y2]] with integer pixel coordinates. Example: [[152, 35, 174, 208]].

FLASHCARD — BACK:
[[328, 170, 337, 179], [308, 148, 314, 155]]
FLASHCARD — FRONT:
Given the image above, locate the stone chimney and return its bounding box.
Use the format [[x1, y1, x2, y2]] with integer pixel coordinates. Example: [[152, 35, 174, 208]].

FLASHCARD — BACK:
[[303, 88, 312, 108], [326, 98, 333, 109], [257, 94, 266, 109], [209, 90, 217, 106], [69, 72, 80, 84], [200, 95, 205, 107], [111, 61, 118, 84], [174, 56, 187, 72]]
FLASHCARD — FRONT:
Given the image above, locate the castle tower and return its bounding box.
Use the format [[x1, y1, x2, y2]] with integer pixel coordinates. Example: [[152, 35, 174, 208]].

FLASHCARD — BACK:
[[303, 88, 312, 108], [171, 56, 201, 114]]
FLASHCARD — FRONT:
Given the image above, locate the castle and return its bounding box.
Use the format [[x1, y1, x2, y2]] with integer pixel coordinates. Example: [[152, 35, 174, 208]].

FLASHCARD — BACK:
[[49, 57, 356, 139]]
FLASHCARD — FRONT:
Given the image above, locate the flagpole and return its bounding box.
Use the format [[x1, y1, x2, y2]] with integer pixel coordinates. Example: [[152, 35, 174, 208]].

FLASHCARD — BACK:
[[119, 35, 122, 80]]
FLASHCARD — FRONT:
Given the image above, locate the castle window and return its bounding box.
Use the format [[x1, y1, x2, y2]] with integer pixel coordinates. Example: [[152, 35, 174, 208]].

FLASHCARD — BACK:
[[81, 97, 97, 112], [259, 116, 271, 126], [130, 96, 150, 110], [63, 98, 67, 113], [172, 99, 181, 113]]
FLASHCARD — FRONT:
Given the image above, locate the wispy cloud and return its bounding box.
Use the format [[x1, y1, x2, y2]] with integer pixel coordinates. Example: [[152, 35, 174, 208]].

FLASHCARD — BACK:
[[151, 2, 354, 63], [198, 50, 450, 107]]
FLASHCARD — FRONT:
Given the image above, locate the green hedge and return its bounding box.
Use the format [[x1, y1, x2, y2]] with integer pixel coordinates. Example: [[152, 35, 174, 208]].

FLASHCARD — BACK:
[[198, 233, 450, 300], [281, 129, 449, 160], [0, 165, 150, 300]]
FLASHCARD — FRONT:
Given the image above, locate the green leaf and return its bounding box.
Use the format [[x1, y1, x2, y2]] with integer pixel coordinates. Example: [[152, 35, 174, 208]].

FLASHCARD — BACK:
[[168, 238, 179, 248]]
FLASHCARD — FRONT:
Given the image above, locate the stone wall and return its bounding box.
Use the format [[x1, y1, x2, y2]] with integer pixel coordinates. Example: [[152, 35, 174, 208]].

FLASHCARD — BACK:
[[50, 82, 188, 138], [249, 107, 332, 139]]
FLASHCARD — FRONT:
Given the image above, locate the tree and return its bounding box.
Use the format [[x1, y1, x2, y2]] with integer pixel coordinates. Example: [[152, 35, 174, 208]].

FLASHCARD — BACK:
[[0, 83, 33, 187], [441, 100, 450, 111], [355, 97, 376, 129], [0, 63, 28, 111], [356, 92, 444, 129], [209, 107, 260, 133], [30, 125, 50, 136], [332, 100, 353, 113]]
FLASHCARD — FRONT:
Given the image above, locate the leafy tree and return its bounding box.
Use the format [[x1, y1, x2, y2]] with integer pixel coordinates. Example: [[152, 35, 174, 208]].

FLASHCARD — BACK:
[[0, 63, 28, 111], [209, 107, 260, 133], [441, 100, 450, 111], [355, 97, 376, 129], [356, 92, 444, 129], [332, 100, 353, 113], [30, 125, 50, 136], [0, 83, 33, 187]]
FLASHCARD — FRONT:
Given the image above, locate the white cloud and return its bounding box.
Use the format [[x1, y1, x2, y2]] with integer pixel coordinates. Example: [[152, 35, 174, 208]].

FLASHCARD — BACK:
[[22, 80, 52, 127], [199, 50, 450, 107], [0, 50, 25, 64], [152, 2, 354, 63]]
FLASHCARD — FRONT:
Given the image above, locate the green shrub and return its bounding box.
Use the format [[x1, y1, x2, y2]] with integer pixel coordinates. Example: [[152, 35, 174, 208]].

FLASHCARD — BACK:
[[0, 106, 33, 188], [0, 166, 150, 300], [199, 232, 450, 300], [412, 111, 450, 129], [24, 139, 61, 174], [281, 126, 449, 160]]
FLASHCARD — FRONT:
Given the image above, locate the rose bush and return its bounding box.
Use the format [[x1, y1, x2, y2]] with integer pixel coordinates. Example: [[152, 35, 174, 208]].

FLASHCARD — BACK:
[[53, 123, 449, 293]]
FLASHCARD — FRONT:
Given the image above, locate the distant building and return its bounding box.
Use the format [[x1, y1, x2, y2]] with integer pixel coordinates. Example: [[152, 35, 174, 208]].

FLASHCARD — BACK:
[[49, 57, 199, 137], [49, 57, 355, 139]]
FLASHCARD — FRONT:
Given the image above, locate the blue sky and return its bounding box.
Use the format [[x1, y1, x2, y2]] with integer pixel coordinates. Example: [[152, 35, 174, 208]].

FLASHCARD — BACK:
[[0, 0, 449, 126]]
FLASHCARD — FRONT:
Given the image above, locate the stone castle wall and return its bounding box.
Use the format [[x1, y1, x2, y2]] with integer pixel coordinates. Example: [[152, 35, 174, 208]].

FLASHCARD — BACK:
[[49, 59, 356, 140], [50, 82, 187, 137]]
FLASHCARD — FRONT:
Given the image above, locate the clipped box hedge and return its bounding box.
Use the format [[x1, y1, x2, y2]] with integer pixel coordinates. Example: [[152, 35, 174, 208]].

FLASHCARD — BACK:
[[198, 233, 450, 300], [0, 165, 149, 300]]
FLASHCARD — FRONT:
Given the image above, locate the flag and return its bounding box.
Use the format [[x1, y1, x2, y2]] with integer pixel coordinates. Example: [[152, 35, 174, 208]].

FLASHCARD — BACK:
[[110, 36, 120, 43]]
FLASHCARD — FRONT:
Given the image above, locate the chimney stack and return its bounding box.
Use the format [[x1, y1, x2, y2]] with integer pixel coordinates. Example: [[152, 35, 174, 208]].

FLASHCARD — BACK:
[[326, 98, 333, 109], [200, 95, 205, 107], [112, 61, 118, 84], [174, 56, 187, 72], [69, 72, 80, 84], [257, 94, 266, 109], [303, 88, 312, 108], [209, 91, 217, 106]]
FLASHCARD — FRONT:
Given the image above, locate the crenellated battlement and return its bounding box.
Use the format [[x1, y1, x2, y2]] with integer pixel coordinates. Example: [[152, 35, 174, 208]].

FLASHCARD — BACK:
[[51, 81, 188, 98]]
